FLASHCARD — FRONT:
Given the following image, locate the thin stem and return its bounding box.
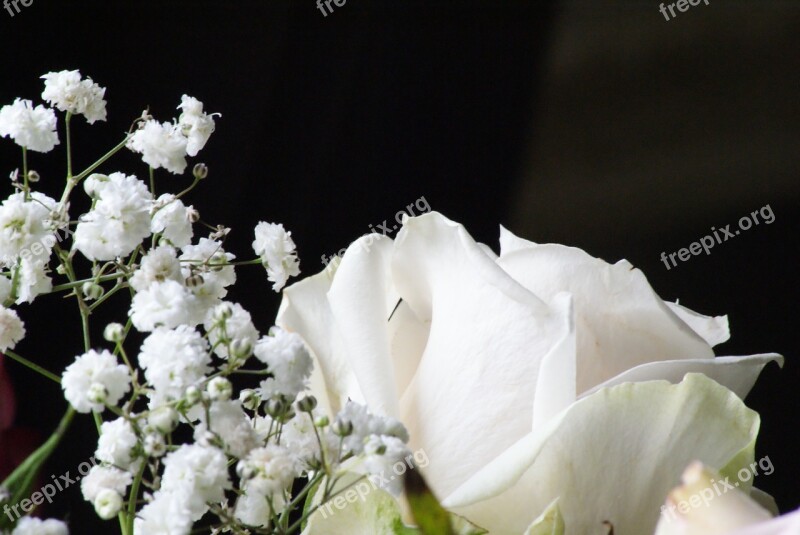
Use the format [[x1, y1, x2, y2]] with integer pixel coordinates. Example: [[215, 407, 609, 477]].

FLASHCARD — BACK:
[[2, 349, 61, 384], [65, 112, 73, 178], [126, 463, 146, 534], [21, 147, 29, 201], [73, 136, 130, 182], [149, 166, 155, 196], [50, 272, 126, 293]]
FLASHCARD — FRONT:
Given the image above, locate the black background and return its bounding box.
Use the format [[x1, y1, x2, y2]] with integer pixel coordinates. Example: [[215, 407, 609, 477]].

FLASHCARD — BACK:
[[0, 0, 797, 531]]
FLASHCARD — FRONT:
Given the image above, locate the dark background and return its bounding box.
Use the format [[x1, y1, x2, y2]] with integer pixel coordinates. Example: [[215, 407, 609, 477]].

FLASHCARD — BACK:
[[0, 0, 797, 531]]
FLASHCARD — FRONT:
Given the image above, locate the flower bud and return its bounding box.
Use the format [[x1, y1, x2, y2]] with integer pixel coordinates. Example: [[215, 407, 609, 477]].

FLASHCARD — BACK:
[[239, 389, 259, 410], [230, 338, 253, 360], [193, 163, 208, 179], [26, 170, 40, 183], [265, 397, 286, 419], [332, 418, 354, 437], [212, 302, 234, 322], [185, 385, 202, 405], [103, 322, 125, 343], [187, 208, 200, 223], [185, 274, 204, 288], [297, 395, 317, 413], [94, 489, 123, 520], [87, 382, 108, 406], [209, 252, 227, 272], [207, 377, 232, 401], [82, 282, 104, 300], [314, 415, 329, 428]]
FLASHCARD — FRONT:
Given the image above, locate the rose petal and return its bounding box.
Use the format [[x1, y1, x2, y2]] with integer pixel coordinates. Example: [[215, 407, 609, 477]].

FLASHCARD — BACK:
[[328, 235, 401, 416], [496, 228, 715, 393], [582, 353, 783, 401], [277, 267, 363, 416], [665, 302, 730, 347], [444, 374, 760, 534], [392, 213, 569, 498]]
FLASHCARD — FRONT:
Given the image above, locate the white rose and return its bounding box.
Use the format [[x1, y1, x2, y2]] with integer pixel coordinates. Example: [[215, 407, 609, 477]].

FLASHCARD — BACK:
[[280, 212, 781, 533]]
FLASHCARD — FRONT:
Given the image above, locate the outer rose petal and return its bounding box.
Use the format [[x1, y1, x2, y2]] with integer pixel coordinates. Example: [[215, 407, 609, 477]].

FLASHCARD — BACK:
[[496, 228, 715, 393], [583, 353, 783, 401], [444, 374, 760, 535], [277, 265, 362, 417], [729, 510, 800, 535], [653, 462, 772, 535], [665, 301, 730, 347], [392, 213, 571, 498]]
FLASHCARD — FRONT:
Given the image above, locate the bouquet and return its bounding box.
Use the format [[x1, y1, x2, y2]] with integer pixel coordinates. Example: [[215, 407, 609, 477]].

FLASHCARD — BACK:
[[0, 70, 794, 535]]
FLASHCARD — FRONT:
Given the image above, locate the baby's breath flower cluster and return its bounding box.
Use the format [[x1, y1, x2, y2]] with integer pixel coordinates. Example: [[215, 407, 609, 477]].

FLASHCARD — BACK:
[[0, 71, 410, 535]]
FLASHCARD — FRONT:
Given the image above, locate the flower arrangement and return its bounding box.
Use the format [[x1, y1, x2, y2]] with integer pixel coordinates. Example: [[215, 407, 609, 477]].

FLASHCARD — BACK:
[[0, 70, 795, 535]]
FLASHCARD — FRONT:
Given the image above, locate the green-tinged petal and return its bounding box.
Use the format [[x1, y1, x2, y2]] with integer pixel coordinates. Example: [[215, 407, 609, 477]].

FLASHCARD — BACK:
[[392, 213, 569, 498], [277, 266, 361, 416], [524, 499, 565, 535], [444, 374, 760, 535], [582, 354, 783, 401], [328, 235, 401, 416], [653, 462, 772, 535], [496, 227, 715, 393], [301, 472, 485, 535], [301, 472, 408, 535]]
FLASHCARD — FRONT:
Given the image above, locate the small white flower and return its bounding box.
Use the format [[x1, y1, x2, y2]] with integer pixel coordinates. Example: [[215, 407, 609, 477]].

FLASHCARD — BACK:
[[362, 434, 412, 496], [10, 517, 69, 535], [204, 301, 259, 360], [137, 325, 211, 407], [129, 245, 182, 292], [73, 172, 153, 261], [252, 222, 300, 291], [61, 349, 131, 413], [129, 279, 197, 332], [177, 95, 218, 157], [334, 401, 409, 456], [96, 417, 139, 470], [127, 120, 188, 174], [133, 491, 193, 535], [159, 444, 231, 520], [0, 305, 25, 352], [0, 191, 58, 264], [41, 70, 107, 124], [194, 400, 258, 458], [81, 465, 132, 503], [234, 445, 299, 527], [254, 327, 313, 401], [15, 256, 52, 304], [151, 194, 194, 247], [0, 98, 59, 152], [180, 238, 236, 319]]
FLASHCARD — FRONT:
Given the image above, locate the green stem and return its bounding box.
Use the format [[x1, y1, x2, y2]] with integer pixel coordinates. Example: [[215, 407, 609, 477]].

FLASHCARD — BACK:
[[2, 349, 61, 384], [149, 166, 155, 196], [126, 463, 146, 534], [21, 147, 29, 201], [50, 272, 126, 293], [65, 112, 73, 179]]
